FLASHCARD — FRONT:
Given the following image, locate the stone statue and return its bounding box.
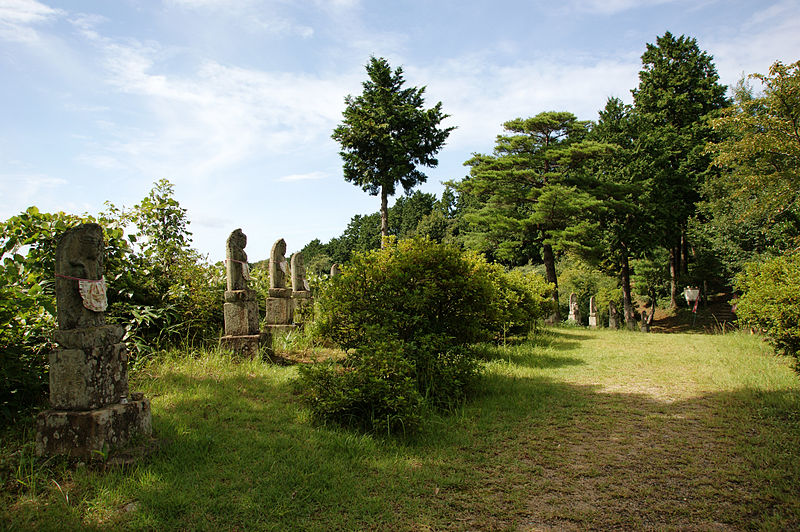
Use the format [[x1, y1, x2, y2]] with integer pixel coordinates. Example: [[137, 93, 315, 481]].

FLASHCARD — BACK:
[[588, 296, 598, 328], [225, 228, 249, 291], [608, 301, 620, 329], [270, 238, 288, 290], [54, 223, 107, 331], [291, 252, 309, 292], [330, 263, 341, 277], [38, 223, 151, 458], [568, 292, 581, 324]]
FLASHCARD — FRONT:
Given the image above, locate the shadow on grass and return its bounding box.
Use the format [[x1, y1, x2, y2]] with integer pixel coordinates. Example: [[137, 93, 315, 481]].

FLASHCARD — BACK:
[[4, 359, 800, 531]]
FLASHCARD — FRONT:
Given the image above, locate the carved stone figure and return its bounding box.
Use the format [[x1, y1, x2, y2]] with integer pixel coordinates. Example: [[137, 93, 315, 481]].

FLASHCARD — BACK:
[[608, 301, 620, 329], [225, 228, 249, 291], [37, 223, 152, 458], [270, 238, 288, 290], [54, 223, 106, 330], [291, 252, 309, 292], [568, 293, 581, 324], [330, 263, 341, 277]]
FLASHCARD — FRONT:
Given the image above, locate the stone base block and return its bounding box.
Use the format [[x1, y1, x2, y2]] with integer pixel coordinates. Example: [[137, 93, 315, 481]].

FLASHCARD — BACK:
[[53, 325, 125, 350], [268, 287, 293, 298], [49, 344, 128, 410], [292, 290, 312, 299], [265, 297, 293, 325], [224, 289, 258, 303], [224, 300, 259, 336], [36, 398, 152, 458], [219, 333, 270, 358], [588, 316, 598, 328]]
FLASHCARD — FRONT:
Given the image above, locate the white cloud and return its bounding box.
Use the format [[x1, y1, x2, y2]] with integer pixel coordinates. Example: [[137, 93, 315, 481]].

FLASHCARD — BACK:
[[0, 173, 67, 218], [278, 171, 328, 182], [564, 0, 680, 15], [0, 0, 63, 42]]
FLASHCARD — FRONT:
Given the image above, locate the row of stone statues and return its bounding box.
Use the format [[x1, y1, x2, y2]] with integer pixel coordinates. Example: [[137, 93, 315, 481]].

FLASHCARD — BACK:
[[567, 293, 654, 331], [220, 230, 315, 357]]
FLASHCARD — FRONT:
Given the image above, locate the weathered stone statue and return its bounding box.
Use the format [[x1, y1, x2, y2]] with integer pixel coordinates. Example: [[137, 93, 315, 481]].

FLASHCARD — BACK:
[[290, 252, 313, 323], [608, 301, 620, 329], [588, 296, 598, 328], [568, 293, 581, 324], [290, 252, 309, 292], [330, 263, 341, 277], [269, 238, 290, 295], [54, 223, 107, 330], [220, 229, 266, 357], [37, 223, 151, 458], [225, 228, 249, 292], [264, 238, 295, 332]]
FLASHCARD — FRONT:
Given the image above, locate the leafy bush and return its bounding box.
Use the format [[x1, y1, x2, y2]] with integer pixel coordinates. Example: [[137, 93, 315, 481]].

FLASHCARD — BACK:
[[735, 253, 800, 365], [297, 339, 422, 434]]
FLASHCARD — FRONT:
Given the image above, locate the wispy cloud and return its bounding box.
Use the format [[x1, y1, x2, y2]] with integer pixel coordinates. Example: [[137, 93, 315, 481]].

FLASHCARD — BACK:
[[0, 0, 63, 42], [278, 171, 328, 182], [565, 0, 683, 15]]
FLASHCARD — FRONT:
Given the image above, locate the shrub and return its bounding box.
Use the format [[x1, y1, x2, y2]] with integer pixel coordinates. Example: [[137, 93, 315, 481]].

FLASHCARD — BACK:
[[297, 338, 422, 434], [735, 253, 800, 366]]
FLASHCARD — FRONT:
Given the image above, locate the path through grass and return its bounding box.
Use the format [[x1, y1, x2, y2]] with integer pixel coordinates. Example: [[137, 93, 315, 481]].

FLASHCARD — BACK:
[[2, 329, 799, 530]]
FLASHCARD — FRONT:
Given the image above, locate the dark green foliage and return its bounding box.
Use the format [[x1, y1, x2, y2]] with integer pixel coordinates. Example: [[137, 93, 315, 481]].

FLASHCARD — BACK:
[[735, 253, 800, 365], [332, 57, 453, 238], [632, 31, 729, 306], [297, 339, 423, 435], [0, 208, 129, 422], [704, 60, 800, 277], [0, 181, 224, 422]]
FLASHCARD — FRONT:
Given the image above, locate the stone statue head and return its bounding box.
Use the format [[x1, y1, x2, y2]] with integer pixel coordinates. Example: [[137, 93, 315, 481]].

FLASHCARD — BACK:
[[55, 223, 106, 330], [226, 228, 247, 259]]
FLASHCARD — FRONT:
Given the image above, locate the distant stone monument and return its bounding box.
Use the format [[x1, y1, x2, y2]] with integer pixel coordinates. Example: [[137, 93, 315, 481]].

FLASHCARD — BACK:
[[567, 293, 581, 324], [264, 238, 295, 333], [608, 301, 620, 329], [36, 223, 151, 458], [290, 252, 313, 323], [588, 296, 598, 328], [330, 263, 341, 277], [220, 229, 267, 357]]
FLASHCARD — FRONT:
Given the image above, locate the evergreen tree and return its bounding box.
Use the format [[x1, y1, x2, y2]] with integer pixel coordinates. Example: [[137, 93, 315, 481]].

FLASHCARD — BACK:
[[632, 32, 728, 307], [332, 57, 453, 244], [458, 112, 609, 322]]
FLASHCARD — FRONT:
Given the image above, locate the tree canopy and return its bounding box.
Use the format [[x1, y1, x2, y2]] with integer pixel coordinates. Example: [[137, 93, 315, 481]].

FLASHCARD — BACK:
[[332, 57, 454, 242]]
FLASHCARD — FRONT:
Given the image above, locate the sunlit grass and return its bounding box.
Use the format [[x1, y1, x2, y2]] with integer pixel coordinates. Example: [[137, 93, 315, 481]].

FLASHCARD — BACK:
[[2, 329, 799, 530]]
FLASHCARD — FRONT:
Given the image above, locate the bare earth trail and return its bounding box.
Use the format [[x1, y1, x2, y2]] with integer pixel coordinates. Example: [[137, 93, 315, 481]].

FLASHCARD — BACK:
[[424, 329, 800, 530]]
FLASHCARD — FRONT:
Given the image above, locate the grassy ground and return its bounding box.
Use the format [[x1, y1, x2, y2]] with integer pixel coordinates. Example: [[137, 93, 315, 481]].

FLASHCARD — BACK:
[[2, 328, 799, 530]]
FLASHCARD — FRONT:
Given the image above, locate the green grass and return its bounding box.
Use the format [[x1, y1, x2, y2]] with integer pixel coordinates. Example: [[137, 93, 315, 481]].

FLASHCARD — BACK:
[[2, 329, 799, 530]]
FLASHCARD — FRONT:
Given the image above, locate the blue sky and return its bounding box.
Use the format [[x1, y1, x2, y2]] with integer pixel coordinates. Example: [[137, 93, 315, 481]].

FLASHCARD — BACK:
[[2, 0, 799, 261]]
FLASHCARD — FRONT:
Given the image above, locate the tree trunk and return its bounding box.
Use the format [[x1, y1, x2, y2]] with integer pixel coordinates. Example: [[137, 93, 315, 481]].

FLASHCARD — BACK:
[[681, 229, 690, 275], [620, 248, 636, 330], [542, 243, 561, 323], [669, 245, 679, 309], [380, 186, 389, 248]]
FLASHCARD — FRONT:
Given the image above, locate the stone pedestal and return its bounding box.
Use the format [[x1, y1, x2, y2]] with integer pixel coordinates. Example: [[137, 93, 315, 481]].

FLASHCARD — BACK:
[[265, 297, 294, 325], [588, 315, 598, 328], [219, 332, 271, 359], [222, 289, 263, 356], [36, 395, 152, 458], [36, 325, 151, 457], [292, 290, 313, 324]]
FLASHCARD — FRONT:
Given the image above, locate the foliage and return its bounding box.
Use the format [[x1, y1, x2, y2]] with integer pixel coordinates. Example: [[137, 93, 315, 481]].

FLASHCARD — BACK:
[[555, 255, 621, 326], [457, 111, 611, 321], [297, 339, 423, 434], [631, 31, 729, 306], [735, 252, 800, 365], [0, 208, 129, 422], [704, 60, 800, 275], [332, 56, 453, 238]]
